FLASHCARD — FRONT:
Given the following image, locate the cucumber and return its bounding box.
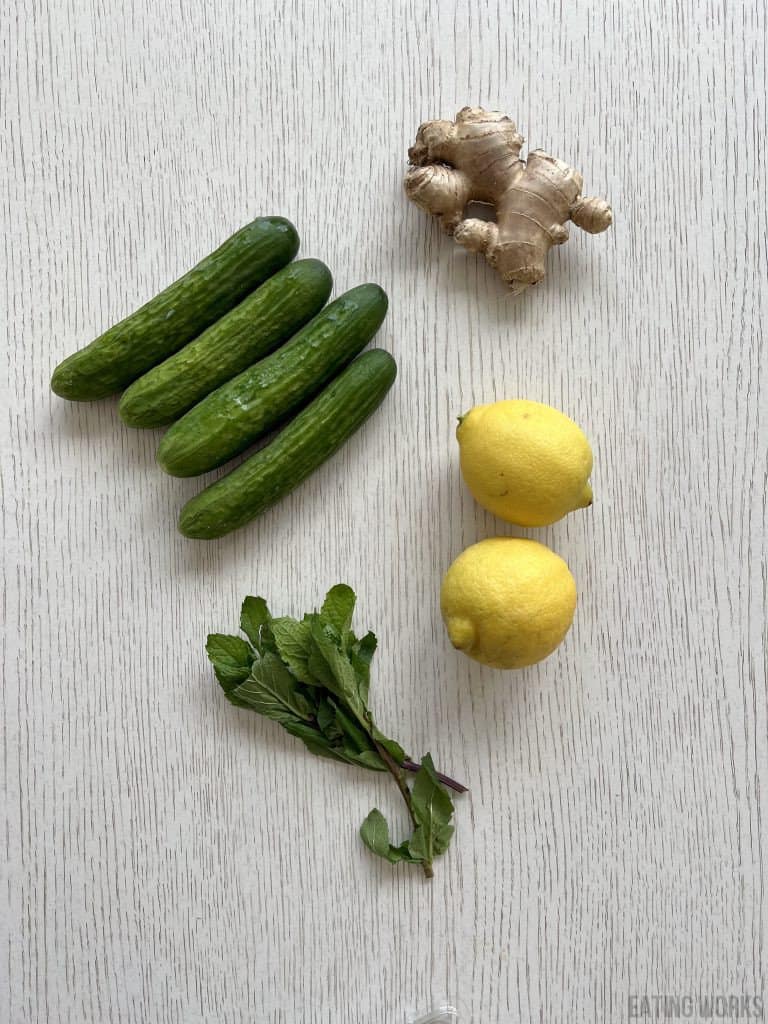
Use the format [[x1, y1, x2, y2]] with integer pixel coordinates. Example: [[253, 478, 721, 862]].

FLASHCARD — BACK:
[[51, 217, 299, 401], [178, 349, 397, 539], [157, 283, 388, 478], [118, 259, 332, 427]]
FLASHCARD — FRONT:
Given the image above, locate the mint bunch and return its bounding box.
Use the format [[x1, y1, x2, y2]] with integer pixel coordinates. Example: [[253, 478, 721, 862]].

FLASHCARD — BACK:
[[206, 584, 466, 878]]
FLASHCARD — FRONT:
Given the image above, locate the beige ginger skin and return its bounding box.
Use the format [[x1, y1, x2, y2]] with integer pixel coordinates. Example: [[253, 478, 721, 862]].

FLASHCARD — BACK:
[[405, 107, 612, 293]]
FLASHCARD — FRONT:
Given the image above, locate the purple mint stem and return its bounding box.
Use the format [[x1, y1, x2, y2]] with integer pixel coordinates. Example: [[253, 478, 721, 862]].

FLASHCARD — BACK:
[[401, 759, 468, 794]]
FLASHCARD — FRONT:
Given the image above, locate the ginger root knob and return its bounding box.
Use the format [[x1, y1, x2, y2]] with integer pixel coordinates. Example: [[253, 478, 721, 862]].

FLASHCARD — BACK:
[[404, 106, 612, 293]]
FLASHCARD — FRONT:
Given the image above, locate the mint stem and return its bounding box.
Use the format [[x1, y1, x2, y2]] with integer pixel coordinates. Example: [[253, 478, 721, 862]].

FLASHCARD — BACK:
[[401, 759, 468, 794], [371, 737, 433, 879]]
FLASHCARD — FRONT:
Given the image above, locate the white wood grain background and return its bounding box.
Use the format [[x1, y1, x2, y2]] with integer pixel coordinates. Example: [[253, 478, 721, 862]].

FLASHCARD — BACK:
[[3, 1, 766, 1021]]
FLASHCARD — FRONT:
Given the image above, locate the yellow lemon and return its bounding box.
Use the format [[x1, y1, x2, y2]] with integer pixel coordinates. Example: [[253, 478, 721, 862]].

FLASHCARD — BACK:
[[440, 537, 577, 669], [457, 399, 593, 527]]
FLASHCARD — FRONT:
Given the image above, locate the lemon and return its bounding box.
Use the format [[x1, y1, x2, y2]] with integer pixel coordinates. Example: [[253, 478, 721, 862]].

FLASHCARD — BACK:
[[457, 399, 593, 527], [440, 537, 577, 669]]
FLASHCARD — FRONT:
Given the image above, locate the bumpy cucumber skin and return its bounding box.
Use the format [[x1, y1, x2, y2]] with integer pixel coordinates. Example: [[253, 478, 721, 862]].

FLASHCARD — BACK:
[[157, 283, 388, 478], [51, 217, 299, 401], [118, 259, 332, 428], [178, 349, 397, 539]]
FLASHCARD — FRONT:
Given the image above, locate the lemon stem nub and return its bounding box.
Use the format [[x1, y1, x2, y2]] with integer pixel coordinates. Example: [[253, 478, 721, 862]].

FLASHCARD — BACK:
[[578, 482, 594, 508], [446, 616, 476, 652]]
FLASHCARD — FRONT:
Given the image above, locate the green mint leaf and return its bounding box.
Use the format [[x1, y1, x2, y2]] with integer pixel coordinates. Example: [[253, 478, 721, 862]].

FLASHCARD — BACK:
[[333, 702, 375, 754], [408, 821, 454, 860], [390, 841, 423, 864], [232, 651, 315, 722], [315, 696, 383, 767], [349, 631, 377, 704], [306, 646, 337, 689], [281, 719, 350, 764], [344, 749, 386, 771], [316, 697, 343, 742], [283, 720, 378, 771], [360, 810, 423, 864], [360, 808, 391, 858], [206, 633, 254, 691], [353, 631, 377, 665], [409, 753, 456, 862], [316, 697, 340, 739], [309, 620, 367, 717], [270, 616, 316, 684], [240, 596, 271, 649], [320, 584, 356, 639], [432, 821, 455, 856], [407, 824, 428, 862]]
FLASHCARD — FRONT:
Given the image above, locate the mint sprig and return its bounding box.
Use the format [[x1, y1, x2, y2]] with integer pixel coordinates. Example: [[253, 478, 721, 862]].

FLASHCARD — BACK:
[[207, 584, 466, 877]]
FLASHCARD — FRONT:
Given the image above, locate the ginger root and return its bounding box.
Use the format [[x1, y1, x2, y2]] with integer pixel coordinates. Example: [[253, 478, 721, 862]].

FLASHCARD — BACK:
[[405, 107, 612, 293]]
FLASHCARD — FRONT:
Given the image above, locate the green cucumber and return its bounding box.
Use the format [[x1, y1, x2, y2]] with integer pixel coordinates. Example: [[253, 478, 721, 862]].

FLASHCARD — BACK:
[[178, 349, 397, 539], [157, 283, 388, 478], [51, 217, 299, 400], [118, 259, 332, 428]]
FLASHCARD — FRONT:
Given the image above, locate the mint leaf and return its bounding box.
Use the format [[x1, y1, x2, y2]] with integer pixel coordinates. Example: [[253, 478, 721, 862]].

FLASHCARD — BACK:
[[240, 596, 271, 649], [349, 631, 377, 704], [333, 702, 374, 754], [407, 821, 454, 861], [206, 633, 254, 691], [282, 719, 349, 763], [411, 753, 454, 824], [360, 809, 423, 864], [344, 749, 386, 771], [353, 631, 377, 665], [316, 697, 344, 742], [320, 584, 356, 639], [360, 808, 391, 858], [309, 620, 366, 716], [407, 825, 428, 861], [432, 820, 455, 856], [306, 635, 338, 690], [270, 616, 316, 684], [390, 840, 422, 863], [232, 651, 315, 722], [314, 697, 384, 766], [409, 753, 455, 861]]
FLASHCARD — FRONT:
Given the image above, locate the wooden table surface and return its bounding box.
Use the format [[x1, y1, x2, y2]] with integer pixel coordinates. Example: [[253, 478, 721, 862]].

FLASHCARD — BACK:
[[4, 1, 766, 1021]]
